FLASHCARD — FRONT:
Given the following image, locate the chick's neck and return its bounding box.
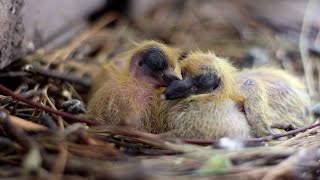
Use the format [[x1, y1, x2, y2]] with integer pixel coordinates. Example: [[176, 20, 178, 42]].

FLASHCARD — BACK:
[[122, 77, 157, 114], [216, 74, 243, 103]]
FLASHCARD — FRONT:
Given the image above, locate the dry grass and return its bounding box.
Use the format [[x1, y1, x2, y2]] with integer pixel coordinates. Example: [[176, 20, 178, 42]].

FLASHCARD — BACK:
[[0, 1, 320, 179]]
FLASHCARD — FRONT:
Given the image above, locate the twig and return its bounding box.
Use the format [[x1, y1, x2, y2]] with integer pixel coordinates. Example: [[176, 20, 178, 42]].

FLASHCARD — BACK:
[[23, 64, 91, 87], [262, 144, 320, 179], [180, 138, 219, 146], [0, 71, 30, 78], [0, 84, 100, 126], [59, 12, 119, 61], [21, 89, 45, 99], [0, 110, 38, 149], [0, 136, 22, 151], [40, 113, 59, 130], [252, 122, 320, 141], [276, 126, 320, 147], [98, 135, 179, 155], [271, 123, 296, 131], [89, 125, 168, 147], [49, 145, 68, 180], [125, 147, 180, 156], [180, 121, 320, 146], [42, 153, 146, 179], [67, 143, 121, 159], [8, 115, 47, 131], [42, 86, 66, 129], [89, 126, 205, 153]]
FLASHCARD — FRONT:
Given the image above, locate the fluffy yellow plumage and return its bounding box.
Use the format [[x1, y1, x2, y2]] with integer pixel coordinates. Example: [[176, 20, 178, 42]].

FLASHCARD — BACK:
[[87, 41, 181, 133], [161, 51, 311, 139], [236, 67, 311, 137]]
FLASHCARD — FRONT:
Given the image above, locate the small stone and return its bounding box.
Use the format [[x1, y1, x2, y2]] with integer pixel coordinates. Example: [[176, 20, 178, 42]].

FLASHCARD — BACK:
[[311, 103, 320, 117], [62, 99, 86, 115]]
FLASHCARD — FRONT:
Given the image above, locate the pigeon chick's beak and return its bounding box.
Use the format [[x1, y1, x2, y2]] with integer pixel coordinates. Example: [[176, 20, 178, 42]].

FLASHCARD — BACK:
[[157, 70, 181, 87], [162, 78, 193, 100]]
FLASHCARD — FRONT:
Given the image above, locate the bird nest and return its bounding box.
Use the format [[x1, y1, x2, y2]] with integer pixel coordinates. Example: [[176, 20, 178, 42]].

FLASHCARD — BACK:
[[1, 3, 320, 179]]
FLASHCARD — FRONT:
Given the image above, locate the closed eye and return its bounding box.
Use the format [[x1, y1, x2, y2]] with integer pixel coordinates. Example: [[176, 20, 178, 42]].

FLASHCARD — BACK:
[[194, 74, 220, 90], [174, 85, 190, 93]]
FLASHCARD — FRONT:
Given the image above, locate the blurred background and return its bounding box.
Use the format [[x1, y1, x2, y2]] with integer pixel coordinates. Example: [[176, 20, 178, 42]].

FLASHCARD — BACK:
[[2, 0, 320, 99]]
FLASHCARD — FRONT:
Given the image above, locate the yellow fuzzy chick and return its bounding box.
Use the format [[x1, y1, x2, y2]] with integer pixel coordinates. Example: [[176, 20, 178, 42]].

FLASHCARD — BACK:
[[160, 51, 311, 139], [87, 41, 182, 133]]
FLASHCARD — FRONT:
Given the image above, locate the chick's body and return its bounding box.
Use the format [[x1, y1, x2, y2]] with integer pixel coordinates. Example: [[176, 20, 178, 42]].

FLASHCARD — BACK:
[[87, 41, 181, 133], [235, 67, 311, 136], [161, 52, 251, 139], [161, 96, 251, 139], [161, 52, 311, 139]]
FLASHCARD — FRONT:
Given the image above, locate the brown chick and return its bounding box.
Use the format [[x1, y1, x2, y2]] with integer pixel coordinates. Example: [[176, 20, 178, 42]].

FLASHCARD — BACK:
[[87, 41, 181, 133], [160, 51, 311, 139]]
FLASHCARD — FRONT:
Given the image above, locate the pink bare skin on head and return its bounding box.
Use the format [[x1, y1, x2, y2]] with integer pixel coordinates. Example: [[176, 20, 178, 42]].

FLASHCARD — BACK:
[[86, 41, 181, 133]]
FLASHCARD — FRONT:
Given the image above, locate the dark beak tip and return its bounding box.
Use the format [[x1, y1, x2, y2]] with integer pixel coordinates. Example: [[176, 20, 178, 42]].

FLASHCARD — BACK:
[[163, 74, 181, 85], [161, 77, 194, 100]]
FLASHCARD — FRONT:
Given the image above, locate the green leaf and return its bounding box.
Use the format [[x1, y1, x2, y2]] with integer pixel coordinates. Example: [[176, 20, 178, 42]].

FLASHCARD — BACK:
[[197, 154, 231, 176]]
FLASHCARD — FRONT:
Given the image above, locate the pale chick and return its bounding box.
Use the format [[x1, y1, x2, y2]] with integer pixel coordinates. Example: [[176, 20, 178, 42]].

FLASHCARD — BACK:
[[160, 51, 311, 139], [87, 41, 182, 133]]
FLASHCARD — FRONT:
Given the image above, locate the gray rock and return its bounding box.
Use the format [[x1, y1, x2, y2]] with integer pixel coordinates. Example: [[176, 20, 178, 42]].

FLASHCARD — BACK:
[[0, 0, 107, 70], [0, 0, 24, 70]]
